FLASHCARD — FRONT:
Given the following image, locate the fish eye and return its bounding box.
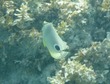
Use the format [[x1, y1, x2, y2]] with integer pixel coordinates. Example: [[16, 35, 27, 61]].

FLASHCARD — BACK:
[[54, 44, 60, 51]]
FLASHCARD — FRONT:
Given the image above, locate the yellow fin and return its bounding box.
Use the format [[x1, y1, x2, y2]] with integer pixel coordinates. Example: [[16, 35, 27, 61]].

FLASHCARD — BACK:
[[43, 39, 46, 47]]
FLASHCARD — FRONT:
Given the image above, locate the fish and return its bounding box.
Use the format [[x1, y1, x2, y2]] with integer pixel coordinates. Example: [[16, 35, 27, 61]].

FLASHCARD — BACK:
[[42, 21, 69, 59]]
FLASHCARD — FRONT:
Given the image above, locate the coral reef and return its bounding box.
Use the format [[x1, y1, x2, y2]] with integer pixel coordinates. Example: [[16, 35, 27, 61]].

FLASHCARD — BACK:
[[12, 1, 34, 28], [47, 36, 110, 84], [0, 0, 110, 84], [78, 38, 110, 84], [48, 59, 96, 84], [101, 0, 110, 11]]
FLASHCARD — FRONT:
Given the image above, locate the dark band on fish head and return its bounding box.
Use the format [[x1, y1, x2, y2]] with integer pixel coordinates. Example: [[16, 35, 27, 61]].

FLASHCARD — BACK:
[[54, 44, 60, 51]]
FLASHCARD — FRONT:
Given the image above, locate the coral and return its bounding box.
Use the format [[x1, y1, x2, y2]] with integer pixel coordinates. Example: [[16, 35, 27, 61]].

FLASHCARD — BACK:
[[99, 0, 110, 19], [64, 27, 92, 54], [49, 0, 89, 25], [0, 0, 15, 28], [12, 1, 34, 28], [2, 0, 15, 14], [57, 21, 69, 35], [101, 0, 110, 11], [73, 37, 110, 84], [48, 58, 96, 84], [0, 0, 110, 84], [48, 37, 110, 84]]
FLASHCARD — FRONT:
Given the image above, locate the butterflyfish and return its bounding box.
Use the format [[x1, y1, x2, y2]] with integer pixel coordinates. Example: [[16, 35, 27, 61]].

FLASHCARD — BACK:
[[42, 22, 69, 59]]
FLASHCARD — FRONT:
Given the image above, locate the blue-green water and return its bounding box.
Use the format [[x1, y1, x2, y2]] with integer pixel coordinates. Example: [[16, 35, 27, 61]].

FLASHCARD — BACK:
[[0, 0, 110, 84]]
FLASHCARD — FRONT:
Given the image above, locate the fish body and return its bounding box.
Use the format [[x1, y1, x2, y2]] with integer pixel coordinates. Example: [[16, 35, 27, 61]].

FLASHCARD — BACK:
[[42, 22, 69, 59]]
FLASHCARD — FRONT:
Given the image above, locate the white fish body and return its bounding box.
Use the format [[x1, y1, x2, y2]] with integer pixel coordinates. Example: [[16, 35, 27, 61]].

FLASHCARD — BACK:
[[42, 22, 69, 59]]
